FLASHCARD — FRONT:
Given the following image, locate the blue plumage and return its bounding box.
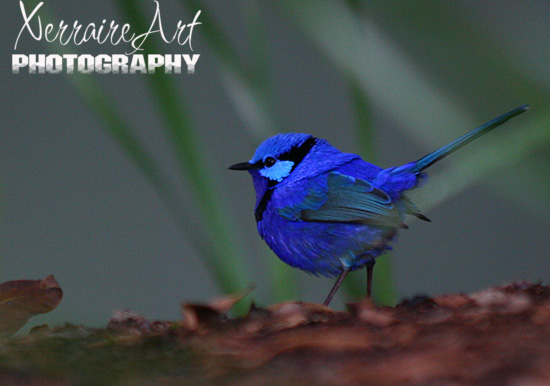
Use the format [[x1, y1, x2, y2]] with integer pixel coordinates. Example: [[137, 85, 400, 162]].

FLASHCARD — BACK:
[[229, 106, 528, 305]]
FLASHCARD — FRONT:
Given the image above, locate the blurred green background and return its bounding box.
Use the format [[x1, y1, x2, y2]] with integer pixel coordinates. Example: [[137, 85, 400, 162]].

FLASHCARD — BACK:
[[1, 1, 549, 327]]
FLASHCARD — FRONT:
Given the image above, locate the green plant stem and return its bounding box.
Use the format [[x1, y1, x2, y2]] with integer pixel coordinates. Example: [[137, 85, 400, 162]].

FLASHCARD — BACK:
[[114, 0, 249, 298]]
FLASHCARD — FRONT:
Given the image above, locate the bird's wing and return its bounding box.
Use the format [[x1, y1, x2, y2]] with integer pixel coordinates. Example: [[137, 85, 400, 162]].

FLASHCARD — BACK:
[[277, 171, 404, 228]]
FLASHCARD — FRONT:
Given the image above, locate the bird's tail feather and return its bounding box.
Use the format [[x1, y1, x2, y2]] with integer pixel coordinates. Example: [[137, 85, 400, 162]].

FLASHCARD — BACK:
[[408, 105, 529, 174]]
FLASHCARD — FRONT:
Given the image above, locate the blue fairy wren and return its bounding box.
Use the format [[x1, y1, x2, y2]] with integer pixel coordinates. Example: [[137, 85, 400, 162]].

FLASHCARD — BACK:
[[229, 106, 528, 306]]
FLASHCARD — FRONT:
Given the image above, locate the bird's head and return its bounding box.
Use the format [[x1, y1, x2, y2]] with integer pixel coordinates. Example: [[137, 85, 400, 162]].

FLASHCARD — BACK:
[[230, 133, 360, 220], [229, 133, 317, 183]]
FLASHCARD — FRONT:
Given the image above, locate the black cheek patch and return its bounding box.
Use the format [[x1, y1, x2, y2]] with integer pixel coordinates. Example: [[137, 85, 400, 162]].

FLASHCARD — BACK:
[[279, 136, 318, 171], [255, 136, 318, 222]]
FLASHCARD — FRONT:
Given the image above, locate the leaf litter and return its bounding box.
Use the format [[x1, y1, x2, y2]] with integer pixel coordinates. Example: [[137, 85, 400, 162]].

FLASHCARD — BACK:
[[1, 282, 550, 385]]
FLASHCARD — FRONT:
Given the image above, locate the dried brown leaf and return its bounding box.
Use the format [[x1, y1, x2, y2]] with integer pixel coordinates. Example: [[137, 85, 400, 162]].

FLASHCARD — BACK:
[[181, 288, 251, 331], [207, 287, 252, 314], [0, 275, 62, 336], [182, 304, 224, 331]]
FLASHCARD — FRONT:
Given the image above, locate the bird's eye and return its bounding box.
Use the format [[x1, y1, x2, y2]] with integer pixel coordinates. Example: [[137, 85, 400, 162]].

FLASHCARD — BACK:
[[264, 157, 276, 168]]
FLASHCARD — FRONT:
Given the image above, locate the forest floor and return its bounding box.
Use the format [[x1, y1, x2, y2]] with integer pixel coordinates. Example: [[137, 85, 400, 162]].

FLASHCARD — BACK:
[[1, 282, 550, 386]]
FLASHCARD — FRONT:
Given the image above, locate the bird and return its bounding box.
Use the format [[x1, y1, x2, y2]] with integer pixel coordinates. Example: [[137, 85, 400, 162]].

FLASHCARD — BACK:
[[229, 105, 528, 306]]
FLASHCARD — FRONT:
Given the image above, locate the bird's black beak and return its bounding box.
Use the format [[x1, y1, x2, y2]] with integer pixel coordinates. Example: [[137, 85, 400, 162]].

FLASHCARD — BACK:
[[228, 161, 255, 171]]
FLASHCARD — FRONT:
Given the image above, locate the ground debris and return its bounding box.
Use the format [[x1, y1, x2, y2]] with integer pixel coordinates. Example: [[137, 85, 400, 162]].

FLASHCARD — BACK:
[[0, 275, 62, 337], [1, 282, 550, 386]]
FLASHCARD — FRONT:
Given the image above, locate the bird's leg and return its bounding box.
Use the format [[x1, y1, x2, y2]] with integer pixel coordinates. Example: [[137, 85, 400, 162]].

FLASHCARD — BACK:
[[366, 260, 375, 299], [323, 268, 350, 306]]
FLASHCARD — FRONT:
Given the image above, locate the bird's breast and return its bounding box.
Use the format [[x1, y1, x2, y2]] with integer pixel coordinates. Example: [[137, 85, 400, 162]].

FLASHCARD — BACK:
[[257, 202, 398, 277]]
